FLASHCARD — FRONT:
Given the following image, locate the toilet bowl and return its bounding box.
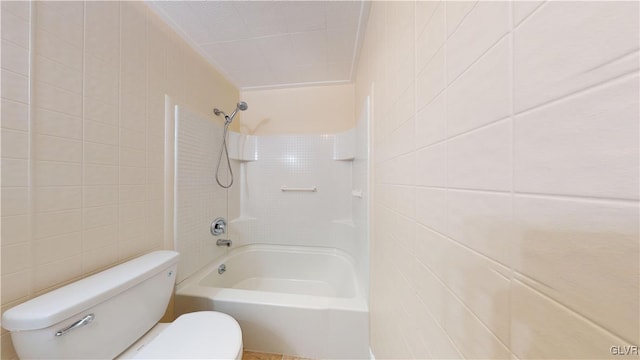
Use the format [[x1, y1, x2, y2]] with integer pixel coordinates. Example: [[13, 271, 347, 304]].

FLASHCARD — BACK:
[[2, 251, 243, 359]]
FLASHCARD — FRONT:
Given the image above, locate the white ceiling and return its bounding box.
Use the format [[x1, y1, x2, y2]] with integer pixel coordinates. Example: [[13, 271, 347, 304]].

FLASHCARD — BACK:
[[147, 1, 370, 90]]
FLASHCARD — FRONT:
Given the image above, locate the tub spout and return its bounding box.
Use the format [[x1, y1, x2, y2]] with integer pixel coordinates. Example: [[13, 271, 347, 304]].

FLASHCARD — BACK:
[[216, 239, 232, 247]]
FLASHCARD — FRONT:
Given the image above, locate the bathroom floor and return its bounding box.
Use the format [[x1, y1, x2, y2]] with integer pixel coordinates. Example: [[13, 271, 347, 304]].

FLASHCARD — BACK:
[[242, 350, 312, 360]]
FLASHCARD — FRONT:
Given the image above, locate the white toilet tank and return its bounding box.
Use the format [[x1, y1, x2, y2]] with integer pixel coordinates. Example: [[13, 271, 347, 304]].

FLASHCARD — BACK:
[[2, 251, 179, 359]]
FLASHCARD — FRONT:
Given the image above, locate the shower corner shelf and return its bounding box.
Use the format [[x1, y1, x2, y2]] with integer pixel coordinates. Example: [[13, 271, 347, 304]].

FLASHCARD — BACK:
[[228, 132, 258, 162]]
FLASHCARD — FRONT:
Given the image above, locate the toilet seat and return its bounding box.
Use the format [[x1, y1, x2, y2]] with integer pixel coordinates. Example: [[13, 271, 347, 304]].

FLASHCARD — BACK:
[[133, 311, 243, 359]]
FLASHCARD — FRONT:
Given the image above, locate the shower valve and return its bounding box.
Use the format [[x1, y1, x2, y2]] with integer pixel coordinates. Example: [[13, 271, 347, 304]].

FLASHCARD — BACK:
[[211, 217, 226, 236]]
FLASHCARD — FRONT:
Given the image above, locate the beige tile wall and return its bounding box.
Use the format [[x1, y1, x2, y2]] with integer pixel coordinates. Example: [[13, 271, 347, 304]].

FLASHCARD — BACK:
[[355, 1, 639, 359], [0, 2, 238, 357]]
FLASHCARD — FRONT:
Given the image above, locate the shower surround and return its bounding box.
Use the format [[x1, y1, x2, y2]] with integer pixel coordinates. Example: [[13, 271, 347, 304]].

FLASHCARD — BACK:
[[228, 102, 370, 297], [172, 100, 370, 358]]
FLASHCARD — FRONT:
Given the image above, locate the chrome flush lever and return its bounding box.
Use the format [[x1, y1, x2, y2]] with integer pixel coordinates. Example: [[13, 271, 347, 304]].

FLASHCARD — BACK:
[[55, 314, 95, 337]]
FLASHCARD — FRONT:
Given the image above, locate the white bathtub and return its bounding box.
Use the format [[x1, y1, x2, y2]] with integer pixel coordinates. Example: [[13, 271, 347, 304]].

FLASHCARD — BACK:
[[174, 244, 369, 359]]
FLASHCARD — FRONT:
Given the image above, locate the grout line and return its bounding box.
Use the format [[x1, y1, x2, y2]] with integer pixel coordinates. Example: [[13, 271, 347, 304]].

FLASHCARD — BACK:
[[31, 80, 85, 98], [31, 132, 83, 143], [412, 287, 465, 358], [347, 0, 369, 83], [389, 183, 639, 206], [0, 97, 30, 108], [32, 227, 83, 244], [413, 252, 511, 354], [413, 230, 510, 284], [511, 277, 637, 346], [512, 0, 548, 30], [416, 33, 445, 80], [513, 67, 640, 117], [19, 184, 81, 189], [508, 1, 516, 351], [446, 0, 479, 41], [32, 51, 85, 75], [81, 202, 136, 212], [0, 33, 32, 51], [447, 31, 510, 87], [415, 0, 441, 41], [144, 4, 150, 252], [412, 0, 419, 166], [1, 155, 31, 162], [117, 1, 122, 260], [27, 0, 36, 303], [2, 0, 31, 20], [512, 191, 640, 206], [427, 186, 510, 195], [0, 95, 29, 107], [30, 104, 85, 119], [414, 218, 511, 271], [442, 115, 511, 143], [31, 206, 83, 216], [580, 47, 639, 75], [0, 67, 31, 79]]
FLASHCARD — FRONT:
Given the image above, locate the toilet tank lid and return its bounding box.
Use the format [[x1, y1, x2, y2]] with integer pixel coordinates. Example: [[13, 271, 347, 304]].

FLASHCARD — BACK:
[[2, 251, 179, 332]]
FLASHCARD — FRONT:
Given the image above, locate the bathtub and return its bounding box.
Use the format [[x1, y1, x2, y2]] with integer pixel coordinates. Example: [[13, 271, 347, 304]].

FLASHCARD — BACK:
[[174, 244, 369, 359]]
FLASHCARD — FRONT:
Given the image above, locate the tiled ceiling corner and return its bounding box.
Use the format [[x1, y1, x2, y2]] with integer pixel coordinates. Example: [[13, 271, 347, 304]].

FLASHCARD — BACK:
[[147, 1, 370, 90]]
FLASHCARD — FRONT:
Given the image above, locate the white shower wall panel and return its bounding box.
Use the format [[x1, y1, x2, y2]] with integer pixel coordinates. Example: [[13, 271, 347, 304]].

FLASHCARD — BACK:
[[174, 106, 229, 282], [232, 135, 353, 251]]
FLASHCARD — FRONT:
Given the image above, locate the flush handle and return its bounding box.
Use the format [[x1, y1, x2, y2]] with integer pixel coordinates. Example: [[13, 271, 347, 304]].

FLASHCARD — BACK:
[[55, 314, 95, 337]]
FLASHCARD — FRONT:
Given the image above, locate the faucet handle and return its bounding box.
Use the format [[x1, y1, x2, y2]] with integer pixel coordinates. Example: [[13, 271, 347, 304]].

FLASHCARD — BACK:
[[211, 217, 226, 236]]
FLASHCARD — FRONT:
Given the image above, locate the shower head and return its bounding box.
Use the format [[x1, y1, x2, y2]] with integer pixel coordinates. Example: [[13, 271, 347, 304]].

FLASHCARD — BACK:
[[227, 102, 248, 123], [214, 101, 248, 124]]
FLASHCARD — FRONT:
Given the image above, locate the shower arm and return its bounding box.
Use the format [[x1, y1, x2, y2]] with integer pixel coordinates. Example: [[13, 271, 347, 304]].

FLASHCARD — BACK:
[[214, 101, 247, 125]]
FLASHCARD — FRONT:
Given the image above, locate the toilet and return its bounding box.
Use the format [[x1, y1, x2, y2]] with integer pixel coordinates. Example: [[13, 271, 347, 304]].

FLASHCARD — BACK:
[[1, 251, 243, 359]]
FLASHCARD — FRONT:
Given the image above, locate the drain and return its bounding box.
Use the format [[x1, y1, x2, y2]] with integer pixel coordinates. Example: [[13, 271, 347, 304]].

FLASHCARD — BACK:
[[218, 264, 226, 274]]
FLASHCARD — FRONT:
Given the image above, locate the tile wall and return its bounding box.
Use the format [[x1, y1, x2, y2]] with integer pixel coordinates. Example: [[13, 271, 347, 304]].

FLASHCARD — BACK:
[[0, 2, 238, 358], [355, 1, 639, 359]]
